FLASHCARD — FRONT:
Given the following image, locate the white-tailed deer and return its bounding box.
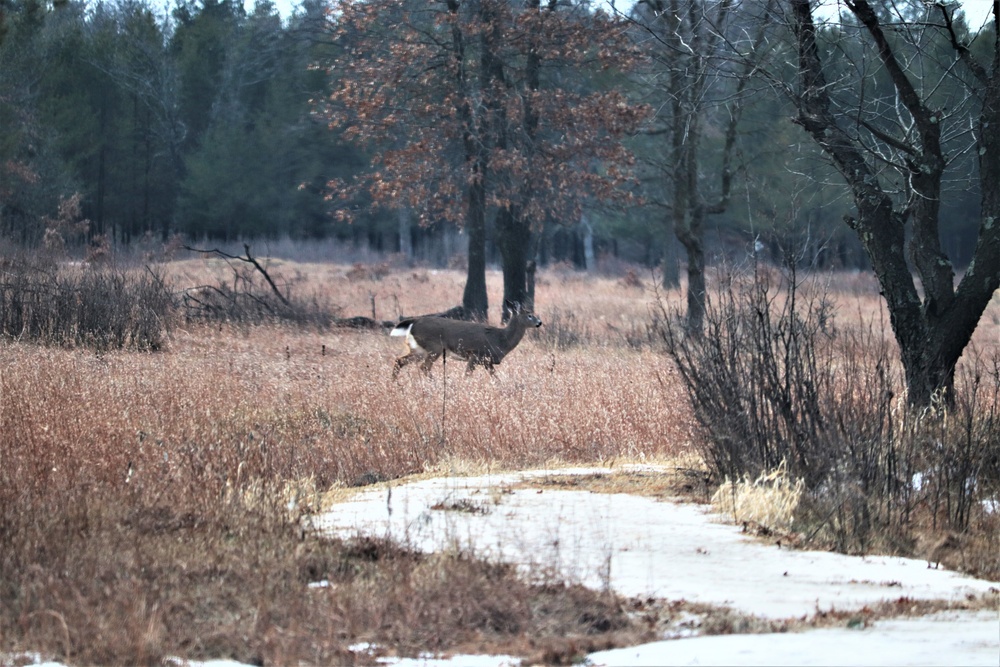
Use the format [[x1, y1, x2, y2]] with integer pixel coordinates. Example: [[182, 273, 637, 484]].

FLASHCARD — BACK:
[[390, 300, 542, 378]]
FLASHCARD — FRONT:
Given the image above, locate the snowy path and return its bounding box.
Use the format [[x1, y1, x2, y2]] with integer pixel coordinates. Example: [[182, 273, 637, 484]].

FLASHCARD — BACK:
[[312, 466, 1000, 666]]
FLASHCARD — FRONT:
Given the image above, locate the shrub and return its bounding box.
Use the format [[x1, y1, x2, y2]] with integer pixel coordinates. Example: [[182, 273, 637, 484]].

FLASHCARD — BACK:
[[180, 246, 340, 328], [656, 264, 846, 487], [657, 262, 1000, 554], [0, 256, 173, 351]]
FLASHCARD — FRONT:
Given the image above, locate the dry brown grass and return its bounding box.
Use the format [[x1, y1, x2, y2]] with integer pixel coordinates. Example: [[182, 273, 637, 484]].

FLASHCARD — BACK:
[[0, 260, 696, 664], [3, 258, 999, 664], [711, 462, 805, 535], [165, 256, 663, 344]]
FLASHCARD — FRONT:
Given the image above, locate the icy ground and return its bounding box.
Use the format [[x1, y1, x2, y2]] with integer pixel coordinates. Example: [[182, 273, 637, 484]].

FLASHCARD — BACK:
[[13, 465, 999, 666], [311, 465, 1000, 667]]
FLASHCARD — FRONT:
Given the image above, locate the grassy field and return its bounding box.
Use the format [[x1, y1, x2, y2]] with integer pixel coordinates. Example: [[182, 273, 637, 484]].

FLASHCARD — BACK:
[[0, 258, 698, 664], [1, 255, 997, 664]]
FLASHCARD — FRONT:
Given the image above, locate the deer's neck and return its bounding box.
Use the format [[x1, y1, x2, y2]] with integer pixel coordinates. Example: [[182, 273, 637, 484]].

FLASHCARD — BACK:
[[500, 318, 528, 351]]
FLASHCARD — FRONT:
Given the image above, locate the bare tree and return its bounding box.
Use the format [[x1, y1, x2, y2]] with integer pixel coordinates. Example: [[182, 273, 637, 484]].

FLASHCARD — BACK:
[[776, 0, 1000, 405], [630, 0, 764, 333]]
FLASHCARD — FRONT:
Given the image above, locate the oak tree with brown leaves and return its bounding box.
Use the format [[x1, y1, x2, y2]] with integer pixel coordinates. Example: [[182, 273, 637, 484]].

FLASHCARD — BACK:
[[321, 0, 649, 319]]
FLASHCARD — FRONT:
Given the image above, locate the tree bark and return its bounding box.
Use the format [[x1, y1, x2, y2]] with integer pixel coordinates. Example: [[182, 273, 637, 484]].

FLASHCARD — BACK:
[[677, 205, 706, 334], [581, 212, 596, 272], [462, 173, 489, 320], [661, 229, 680, 289], [397, 207, 412, 260], [450, 0, 489, 321], [496, 206, 532, 322]]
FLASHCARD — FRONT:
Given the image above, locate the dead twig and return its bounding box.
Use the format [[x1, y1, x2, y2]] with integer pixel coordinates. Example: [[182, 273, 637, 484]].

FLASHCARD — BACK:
[[183, 243, 290, 307]]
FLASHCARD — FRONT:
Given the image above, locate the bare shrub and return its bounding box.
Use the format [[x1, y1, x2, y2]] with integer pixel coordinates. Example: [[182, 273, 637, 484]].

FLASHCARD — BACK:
[[0, 255, 173, 351], [904, 357, 1000, 532], [656, 264, 843, 486], [181, 245, 340, 328], [656, 262, 1000, 555]]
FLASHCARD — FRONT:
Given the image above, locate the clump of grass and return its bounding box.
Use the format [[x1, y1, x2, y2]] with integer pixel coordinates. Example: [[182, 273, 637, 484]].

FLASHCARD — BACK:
[[711, 461, 804, 535]]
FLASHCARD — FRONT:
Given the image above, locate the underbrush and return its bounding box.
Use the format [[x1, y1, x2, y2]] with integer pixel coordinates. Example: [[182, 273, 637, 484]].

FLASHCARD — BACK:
[[659, 264, 1000, 577], [0, 255, 172, 351], [0, 316, 689, 663], [178, 246, 343, 328]]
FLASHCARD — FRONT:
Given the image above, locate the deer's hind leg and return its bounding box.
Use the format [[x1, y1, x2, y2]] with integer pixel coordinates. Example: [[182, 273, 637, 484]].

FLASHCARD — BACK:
[[393, 351, 425, 379], [419, 351, 442, 374]]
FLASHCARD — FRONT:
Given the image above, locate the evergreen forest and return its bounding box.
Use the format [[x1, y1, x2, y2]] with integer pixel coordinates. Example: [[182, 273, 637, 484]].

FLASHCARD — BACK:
[[0, 0, 992, 272]]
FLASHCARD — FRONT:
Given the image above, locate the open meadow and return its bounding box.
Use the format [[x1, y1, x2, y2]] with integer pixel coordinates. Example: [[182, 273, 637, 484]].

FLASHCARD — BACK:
[[2, 254, 999, 664]]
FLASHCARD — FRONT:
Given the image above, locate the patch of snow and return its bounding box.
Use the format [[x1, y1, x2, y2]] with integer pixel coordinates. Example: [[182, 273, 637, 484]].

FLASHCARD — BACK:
[[585, 609, 1000, 667], [164, 660, 259, 667], [312, 467, 997, 619], [378, 653, 521, 667]]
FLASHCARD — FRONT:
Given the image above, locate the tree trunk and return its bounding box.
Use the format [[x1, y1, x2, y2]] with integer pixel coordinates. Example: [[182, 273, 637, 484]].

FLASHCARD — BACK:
[[581, 212, 596, 272], [661, 228, 680, 289], [677, 207, 706, 335], [642, 0, 746, 310], [494, 0, 549, 323], [448, 0, 490, 322], [462, 175, 489, 321], [398, 207, 412, 260], [788, 0, 1000, 406], [526, 259, 536, 309], [496, 207, 532, 323]]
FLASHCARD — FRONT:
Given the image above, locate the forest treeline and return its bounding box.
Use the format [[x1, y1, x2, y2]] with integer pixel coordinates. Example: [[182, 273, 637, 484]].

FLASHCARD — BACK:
[[0, 0, 989, 271]]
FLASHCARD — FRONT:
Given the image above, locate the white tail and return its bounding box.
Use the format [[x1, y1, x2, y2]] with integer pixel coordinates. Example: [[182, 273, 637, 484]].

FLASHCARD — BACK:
[[390, 300, 542, 378]]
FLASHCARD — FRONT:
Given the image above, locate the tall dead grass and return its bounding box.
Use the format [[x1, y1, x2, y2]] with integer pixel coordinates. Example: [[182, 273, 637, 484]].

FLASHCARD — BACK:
[[4, 256, 998, 663], [0, 261, 694, 664]]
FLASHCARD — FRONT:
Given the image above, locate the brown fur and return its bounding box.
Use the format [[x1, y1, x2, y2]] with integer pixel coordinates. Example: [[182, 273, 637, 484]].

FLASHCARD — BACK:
[[391, 300, 542, 378], [922, 533, 965, 570]]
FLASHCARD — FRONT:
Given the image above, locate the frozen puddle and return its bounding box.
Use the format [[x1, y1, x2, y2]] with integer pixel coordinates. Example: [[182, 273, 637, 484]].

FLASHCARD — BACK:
[[586, 609, 1000, 666], [313, 466, 1000, 666]]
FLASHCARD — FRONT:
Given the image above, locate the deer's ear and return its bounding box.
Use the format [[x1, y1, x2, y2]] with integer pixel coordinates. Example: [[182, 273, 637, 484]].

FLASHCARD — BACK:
[[504, 299, 517, 312]]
